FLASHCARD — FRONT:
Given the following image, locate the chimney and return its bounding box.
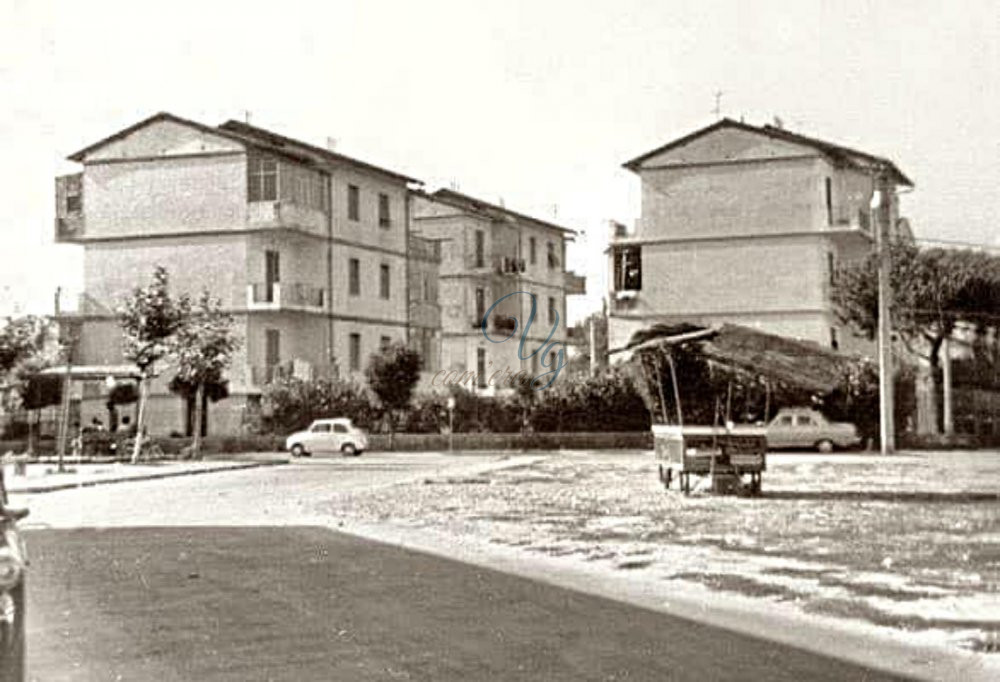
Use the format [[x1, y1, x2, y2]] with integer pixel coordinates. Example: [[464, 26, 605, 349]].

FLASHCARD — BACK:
[[326, 137, 337, 152]]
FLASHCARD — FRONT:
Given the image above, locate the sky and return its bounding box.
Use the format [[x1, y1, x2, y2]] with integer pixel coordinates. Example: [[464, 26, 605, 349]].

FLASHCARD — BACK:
[[1, 0, 997, 322]]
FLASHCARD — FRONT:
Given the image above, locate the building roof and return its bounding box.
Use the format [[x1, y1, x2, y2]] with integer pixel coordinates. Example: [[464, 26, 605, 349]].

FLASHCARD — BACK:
[[615, 322, 856, 395], [68, 112, 419, 184], [218, 120, 418, 184], [623, 118, 912, 187], [417, 188, 578, 237]]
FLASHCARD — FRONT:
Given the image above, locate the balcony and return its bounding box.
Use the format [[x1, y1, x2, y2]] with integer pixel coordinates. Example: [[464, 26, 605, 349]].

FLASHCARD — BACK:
[[564, 271, 586, 295], [54, 173, 85, 242], [493, 255, 525, 276], [247, 200, 326, 234], [250, 359, 338, 387], [250, 362, 292, 386], [247, 282, 326, 311]]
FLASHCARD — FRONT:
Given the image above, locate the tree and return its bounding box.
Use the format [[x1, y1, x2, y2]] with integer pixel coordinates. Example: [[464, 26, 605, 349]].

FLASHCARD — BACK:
[[1, 316, 59, 453], [18, 373, 62, 454], [169, 291, 239, 458], [256, 377, 376, 434], [366, 342, 422, 448], [833, 239, 1000, 432], [118, 267, 189, 462], [0, 316, 49, 377]]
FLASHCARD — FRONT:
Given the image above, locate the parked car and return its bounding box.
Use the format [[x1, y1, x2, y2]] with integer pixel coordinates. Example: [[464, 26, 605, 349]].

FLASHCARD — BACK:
[[0, 464, 28, 681], [285, 418, 368, 457], [766, 407, 861, 452]]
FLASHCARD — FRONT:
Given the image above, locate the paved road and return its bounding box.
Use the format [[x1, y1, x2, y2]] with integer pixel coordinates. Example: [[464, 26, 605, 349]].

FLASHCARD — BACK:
[[19, 455, 909, 681]]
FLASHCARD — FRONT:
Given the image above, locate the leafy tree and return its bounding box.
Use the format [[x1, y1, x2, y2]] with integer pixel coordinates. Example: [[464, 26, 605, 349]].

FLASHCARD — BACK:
[[0, 316, 49, 376], [366, 342, 422, 448], [106, 381, 139, 432], [833, 239, 1000, 432], [169, 291, 239, 458], [118, 267, 189, 462], [257, 377, 376, 433]]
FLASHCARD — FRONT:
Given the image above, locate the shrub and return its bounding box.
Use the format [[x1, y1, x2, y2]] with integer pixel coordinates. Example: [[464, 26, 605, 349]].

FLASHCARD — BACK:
[[255, 377, 377, 434]]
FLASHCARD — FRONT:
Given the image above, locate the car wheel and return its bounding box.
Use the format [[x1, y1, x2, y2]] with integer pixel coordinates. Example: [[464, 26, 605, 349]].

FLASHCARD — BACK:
[[816, 439, 835, 454], [290, 444, 305, 458], [341, 443, 357, 457]]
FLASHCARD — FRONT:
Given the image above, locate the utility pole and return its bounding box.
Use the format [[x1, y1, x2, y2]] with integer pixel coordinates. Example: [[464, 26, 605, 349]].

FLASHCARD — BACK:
[[589, 316, 598, 376], [55, 287, 74, 472], [875, 167, 896, 454], [712, 91, 724, 119]]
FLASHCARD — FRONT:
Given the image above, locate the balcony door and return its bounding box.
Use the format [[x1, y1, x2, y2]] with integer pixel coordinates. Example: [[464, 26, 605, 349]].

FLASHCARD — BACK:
[[265, 250, 280, 303]]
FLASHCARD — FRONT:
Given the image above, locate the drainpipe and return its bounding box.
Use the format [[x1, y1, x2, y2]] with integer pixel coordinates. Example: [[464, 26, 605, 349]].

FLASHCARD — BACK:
[[405, 189, 411, 346], [325, 173, 335, 375]]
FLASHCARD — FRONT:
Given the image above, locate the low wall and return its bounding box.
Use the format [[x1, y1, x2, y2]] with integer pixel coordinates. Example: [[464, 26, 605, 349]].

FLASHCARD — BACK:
[[365, 431, 654, 452]]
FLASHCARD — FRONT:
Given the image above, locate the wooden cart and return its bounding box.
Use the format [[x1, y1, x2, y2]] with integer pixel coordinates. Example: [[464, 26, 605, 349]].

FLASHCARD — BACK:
[[653, 424, 766, 496]]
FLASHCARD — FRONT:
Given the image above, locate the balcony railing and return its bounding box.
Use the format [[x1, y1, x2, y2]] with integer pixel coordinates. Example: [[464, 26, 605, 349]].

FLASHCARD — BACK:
[[251, 359, 339, 386], [493, 256, 525, 276], [247, 282, 325, 310], [250, 363, 292, 386], [564, 271, 586, 295]]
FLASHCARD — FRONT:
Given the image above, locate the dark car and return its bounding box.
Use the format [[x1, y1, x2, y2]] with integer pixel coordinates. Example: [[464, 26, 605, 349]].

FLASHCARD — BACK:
[[0, 465, 28, 681]]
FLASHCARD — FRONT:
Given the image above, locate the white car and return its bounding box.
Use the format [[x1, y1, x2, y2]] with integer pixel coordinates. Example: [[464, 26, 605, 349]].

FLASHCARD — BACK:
[[285, 418, 369, 457]]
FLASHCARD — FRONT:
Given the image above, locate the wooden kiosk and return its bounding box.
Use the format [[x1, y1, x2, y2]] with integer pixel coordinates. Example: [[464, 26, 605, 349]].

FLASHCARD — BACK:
[[615, 323, 854, 496]]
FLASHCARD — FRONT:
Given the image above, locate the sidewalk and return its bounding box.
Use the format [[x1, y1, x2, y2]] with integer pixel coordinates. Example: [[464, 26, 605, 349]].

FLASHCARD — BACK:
[[3, 455, 288, 494]]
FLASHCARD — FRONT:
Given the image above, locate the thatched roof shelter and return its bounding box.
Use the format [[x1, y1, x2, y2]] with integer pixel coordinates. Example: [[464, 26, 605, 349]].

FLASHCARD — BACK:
[[615, 323, 856, 395]]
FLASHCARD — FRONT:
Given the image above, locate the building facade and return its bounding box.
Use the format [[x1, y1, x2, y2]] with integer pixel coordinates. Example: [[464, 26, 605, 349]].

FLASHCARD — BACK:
[[412, 189, 586, 391], [55, 113, 417, 435], [607, 118, 912, 355]]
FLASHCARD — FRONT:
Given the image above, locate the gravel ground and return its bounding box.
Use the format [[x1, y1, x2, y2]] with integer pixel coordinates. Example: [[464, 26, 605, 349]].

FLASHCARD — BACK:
[[320, 450, 1000, 656]]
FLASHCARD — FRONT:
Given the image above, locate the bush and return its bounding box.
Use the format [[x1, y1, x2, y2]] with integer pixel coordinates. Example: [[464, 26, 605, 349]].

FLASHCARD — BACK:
[[255, 377, 377, 434]]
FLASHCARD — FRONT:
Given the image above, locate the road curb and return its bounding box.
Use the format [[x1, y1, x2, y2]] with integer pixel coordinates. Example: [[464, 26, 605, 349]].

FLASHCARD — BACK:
[[9, 459, 288, 494]]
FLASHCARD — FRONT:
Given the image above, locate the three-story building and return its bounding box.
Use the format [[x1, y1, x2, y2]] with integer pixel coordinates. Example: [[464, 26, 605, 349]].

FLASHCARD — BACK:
[[608, 118, 912, 355], [412, 189, 586, 390], [55, 112, 416, 435]]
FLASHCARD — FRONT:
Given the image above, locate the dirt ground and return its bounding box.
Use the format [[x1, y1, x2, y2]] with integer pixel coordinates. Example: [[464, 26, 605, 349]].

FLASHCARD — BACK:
[[321, 450, 1000, 656]]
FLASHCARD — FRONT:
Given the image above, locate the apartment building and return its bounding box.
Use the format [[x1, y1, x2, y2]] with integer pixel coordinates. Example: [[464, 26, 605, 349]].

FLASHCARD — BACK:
[[408, 233, 442, 375], [54, 112, 416, 435], [412, 189, 586, 390], [608, 118, 912, 355]]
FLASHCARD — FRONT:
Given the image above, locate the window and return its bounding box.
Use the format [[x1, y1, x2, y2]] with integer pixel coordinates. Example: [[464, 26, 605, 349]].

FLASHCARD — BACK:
[[265, 250, 280, 303], [474, 230, 485, 268], [421, 273, 430, 302], [66, 191, 81, 213], [349, 333, 361, 371], [612, 245, 642, 291], [778, 415, 793, 426], [379, 264, 391, 299], [548, 296, 556, 325], [825, 177, 833, 226], [312, 423, 331, 433], [333, 423, 348, 434], [529, 237, 537, 265], [348, 258, 360, 296], [248, 155, 278, 202], [378, 193, 391, 227], [380, 335, 391, 349], [547, 241, 557, 269], [477, 348, 486, 388], [796, 415, 815, 427], [475, 287, 485, 324], [348, 184, 360, 221]]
